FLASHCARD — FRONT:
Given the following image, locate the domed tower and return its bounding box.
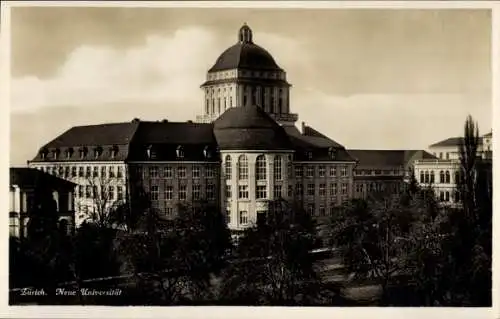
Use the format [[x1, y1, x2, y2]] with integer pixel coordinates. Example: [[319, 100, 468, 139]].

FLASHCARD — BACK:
[[197, 24, 298, 126]]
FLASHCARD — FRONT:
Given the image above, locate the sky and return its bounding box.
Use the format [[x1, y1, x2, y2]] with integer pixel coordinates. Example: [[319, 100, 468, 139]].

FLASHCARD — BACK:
[[9, 7, 492, 166]]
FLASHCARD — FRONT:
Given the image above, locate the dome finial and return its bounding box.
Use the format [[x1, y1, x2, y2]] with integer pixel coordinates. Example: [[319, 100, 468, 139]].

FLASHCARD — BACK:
[[238, 23, 253, 44]]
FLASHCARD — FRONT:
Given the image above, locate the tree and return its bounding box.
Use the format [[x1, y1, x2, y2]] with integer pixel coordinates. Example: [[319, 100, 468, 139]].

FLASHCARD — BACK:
[[219, 199, 323, 305]]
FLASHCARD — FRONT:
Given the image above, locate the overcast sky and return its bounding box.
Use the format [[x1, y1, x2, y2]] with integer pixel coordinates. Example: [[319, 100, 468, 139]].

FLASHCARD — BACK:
[[9, 7, 492, 166]]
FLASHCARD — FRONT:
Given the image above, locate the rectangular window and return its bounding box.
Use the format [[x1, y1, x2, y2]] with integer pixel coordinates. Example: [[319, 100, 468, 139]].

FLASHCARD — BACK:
[[295, 166, 303, 178], [225, 185, 232, 199], [109, 166, 115, 178], [165, 186, 173, 200], [239, 211, 249, 225], [101, 166, 106, 178], [226, 208, 231, 224], [306, 166, 314, 178], [307, 184, 315, 196], [64, 167, 70, 178], [296, 184, 303, 197], [307, 204, 315, 215], [341, 166, 348, 177], [256, 185, 267, 199], [85, 167, 91, 178], [165, 207, 174, 218], [117, 186, 124, 201], [319, 205, 326, 217], [149, 186, 159, 201], [192, 184, 201, 200], [206, 184, 215, 200], [192, 166, 201, 178], [93, 166, 99, 177], [319, 166, 326, 177], [149, 166, 159, 178], [72, 167, 77, 177], [330, 183, 337, 196], [78, 185, 83, 197], [329, 206, 336, 216], [85, 186, 92, 198], [164, 167, 173, 178], [273, 185, 282, 199], [319, 183, 326, 196], [288, 185, 293, 198], [108, 186, 115, 201], [179, 185, 187, 201], [206, 167, 215, 178], [274, 159, 282, 181], [92, 186, 98, 198], [178, 167, 187, 179], [341, 183, 348, 195], [117, 167, 123, 178], [238, 185, 249, 199]]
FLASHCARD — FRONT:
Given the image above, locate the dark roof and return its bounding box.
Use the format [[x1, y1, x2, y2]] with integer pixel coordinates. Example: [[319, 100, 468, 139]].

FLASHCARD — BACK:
[[10, 167, 76, 190], [348, 150, 437, 169], [430, 137, 483, 147], [483, 131, 492, 138], [208, 42, 282, 72], [213, 105, 293, 150]]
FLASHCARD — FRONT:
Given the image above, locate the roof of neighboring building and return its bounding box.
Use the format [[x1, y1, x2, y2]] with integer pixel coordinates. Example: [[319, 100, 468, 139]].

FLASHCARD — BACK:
[[348, 150, 437, 169], [483, 131, 493, 138], [208, 24, 282, 72], [429, 137, 484, 148], [10, 167, 76, 190], [213, 105, 293, 150]]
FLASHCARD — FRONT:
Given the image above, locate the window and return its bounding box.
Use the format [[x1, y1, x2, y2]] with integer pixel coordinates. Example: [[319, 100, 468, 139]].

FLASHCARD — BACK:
[[341, 183, 348, 195], [239, 185, 249, 199], [319, 205, 326, 217], [225, 155, 232, 180], [307, 184, 315, 196], [109, 167, 115, 178], [256, 155, 267, 180], [192, 184, 201, 200], [319, 184, 326, 197], [296, 184, 303, 197], [176, 146, 184, 159], [117, 167, 123, 178], [424, 171, 430, 184], [101, 166, 106, 178], [239, 211, 249, 224], [295, 166, 303, 178], [86, 186, 92, 198], [330, 183, 337, 196], [108, 186, 115, 201], [9, 217, 19, 237], [165, 207, 174, 218], [117, 186, 123, 201], [430, 171, 435, 184], [319, 166, 326, 177], [86, 167, 91, 178], [206, 167, 215, 178], [307, 204, 315, 215], [164, 167, 172, 178], [439, 191, 445, 201], [439, 171, 445, 183], [226, 208, 231, 223], [288, 185, 293, 198], [330, 167, 337, 177], [274, 156, 282, 180], [149, 166, 159, 178], [287, 162, 293, 179], [238, 155, 249, 180], [420, 171, 425, 183], [455, 171, 461, 184], [93, 166, 99, 177], [225, 185, 232, 199], [165, 186, 173, 200], [93, 186, 98, 198], [439, 152, 443, 159], [306, 166, 314, 178], [454, 191, 460, 202], [179, 185, 187, 200], [273, 185, 282, 199], [446, 153, 450, 160], [356, 183, 364, 193], [64, 167, 70, 178], [206, 184, 215, 200], [178, 167, 186, 178], [193, 166, 200, 178], [341, 166, 348, 177], [445, 171, 450, 183], [72, 167, 77, 177], [78, 185, 84, 198], [256, 185, 267, 199], [445, 191, 450, 202]]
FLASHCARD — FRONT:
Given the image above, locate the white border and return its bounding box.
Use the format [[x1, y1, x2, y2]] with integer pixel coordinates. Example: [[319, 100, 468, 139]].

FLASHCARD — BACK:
[[1, 2, 498, 319]]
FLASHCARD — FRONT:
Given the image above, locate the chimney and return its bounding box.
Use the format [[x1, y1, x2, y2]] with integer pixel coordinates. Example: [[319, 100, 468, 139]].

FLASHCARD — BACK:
[[301, 121, 306, 134], [132, 118, 140, 123], [162, 119, 168, 123]]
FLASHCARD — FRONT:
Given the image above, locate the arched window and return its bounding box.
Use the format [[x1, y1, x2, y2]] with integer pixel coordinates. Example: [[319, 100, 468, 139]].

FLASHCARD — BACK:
[[274, 156, 282, 181], [455, 171, 460, 184], [445, 191, 450, 202], [430, 171, 435, 183], [445, 171, 450, 183], [205, 99, 209, 114], [238, 155, 248, 180], [225, 155, 232, 180], [439, 170, 445, 183], [256, 155, 267, 180], [420, 171, 424, 184], [424, 171, 430, 184]]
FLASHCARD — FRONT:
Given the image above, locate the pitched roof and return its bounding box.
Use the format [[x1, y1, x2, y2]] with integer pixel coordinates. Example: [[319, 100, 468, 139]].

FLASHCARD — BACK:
[[347, 150, 437, 168], [10, 167, 76, 190], [213, 105, 293, 150], [132, 121, 215, 145], [430, 137, 483, 147]]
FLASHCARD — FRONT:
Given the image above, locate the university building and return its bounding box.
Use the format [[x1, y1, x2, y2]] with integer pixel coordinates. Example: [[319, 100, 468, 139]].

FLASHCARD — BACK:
[[27, 24, 488, 230]]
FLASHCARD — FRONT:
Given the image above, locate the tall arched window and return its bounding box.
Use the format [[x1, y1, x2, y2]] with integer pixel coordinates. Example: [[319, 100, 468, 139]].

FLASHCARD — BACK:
[[445, 171, 450, 183], [455, 171, 460, 184], [274, 156, 282, 181], [256, 155, 267, 180], [424, 171, 430, 184], [430, 171, 435, 183], [238, 155, 248, 180], [225, 155, 232, 180], [445, 191, 450, 202], [439, 171, 445, 183], [420, 171, 424, 184]]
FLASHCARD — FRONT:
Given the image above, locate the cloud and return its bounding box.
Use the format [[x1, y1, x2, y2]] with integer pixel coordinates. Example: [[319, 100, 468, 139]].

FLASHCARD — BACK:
[[10, 26, 310, 117]]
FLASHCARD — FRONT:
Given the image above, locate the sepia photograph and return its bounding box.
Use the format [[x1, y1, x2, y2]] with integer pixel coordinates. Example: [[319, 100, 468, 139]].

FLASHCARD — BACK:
[[4, 1, 494, 313]]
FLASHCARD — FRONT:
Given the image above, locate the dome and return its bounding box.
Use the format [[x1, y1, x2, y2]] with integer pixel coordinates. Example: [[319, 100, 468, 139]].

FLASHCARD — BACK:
[[213, 105, 293, 150], [208, 24, 282, 72]]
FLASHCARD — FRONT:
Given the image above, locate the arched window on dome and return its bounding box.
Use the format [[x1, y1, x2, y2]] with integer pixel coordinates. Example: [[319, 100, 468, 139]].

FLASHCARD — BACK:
[[256, 155, 266, 180], [238, 155, 248, 180], [225, 155, 232, 180]]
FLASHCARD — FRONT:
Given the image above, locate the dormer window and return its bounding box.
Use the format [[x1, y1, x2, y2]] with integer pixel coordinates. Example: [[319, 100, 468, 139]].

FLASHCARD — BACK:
[[79, 147, 88, 159], [66, 148, 74, 159], [203, 146, 211, 159], [40, 148, 48, 160], [328, 147, 337, 160], [176, 146, 184, 159], [110, 146, 118, 159], [146, 145, 152, 159], [306, 151, 313, 160], [94, 147, 103, 159], [52, 149, 60, 160]]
